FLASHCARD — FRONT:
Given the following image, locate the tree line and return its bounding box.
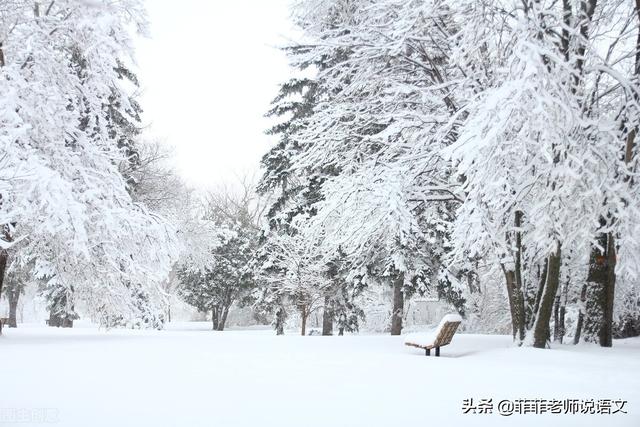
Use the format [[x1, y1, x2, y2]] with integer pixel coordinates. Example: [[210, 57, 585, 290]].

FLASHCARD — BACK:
[[250, 0, 640, 347], [1, 0, 638, 349]]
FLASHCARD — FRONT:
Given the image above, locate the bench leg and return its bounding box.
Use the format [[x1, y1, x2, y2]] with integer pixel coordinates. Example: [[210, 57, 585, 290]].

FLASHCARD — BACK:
[[425, 348, 430, 356], [435, 346, 440, 357]]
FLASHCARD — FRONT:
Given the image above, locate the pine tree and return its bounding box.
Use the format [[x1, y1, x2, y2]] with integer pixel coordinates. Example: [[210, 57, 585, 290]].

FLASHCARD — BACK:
[[178, 226, 256, 331], [178, 186, 259, 331]]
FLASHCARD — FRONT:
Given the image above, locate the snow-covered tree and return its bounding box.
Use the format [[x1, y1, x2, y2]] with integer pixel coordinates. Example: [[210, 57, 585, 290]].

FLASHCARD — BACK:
[[178, 182, 261, 331], [261, 0, 467, 335], [253, 229, 330, 335], [448, 0, 640, 347], [0, 0, 178, 330], [264, 0, 640, 345]]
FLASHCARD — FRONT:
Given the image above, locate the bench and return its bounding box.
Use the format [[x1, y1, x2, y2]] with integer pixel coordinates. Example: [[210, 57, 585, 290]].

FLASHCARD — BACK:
[[404, 314, 462, 356]]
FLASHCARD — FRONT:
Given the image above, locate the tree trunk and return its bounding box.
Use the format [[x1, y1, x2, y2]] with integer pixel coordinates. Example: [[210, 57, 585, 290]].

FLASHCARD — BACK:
[[275, 306, 285, 335], [501, 264, 518, 341], [390, 272, 404, 335], [602, 234, 616, 347], [0, 42, 5, 67], [211, 308, 219, 331], [555, 278, 569, 344], [0, 248, 6, 334], [48, 308, 73, 328], [502, 267, 518, 340], [573, 284, 587, 344], [48, 310, 74, 328], [513, 210, 526, 341], [530, 260, 548, 329], [217, 305, 230, 331], [585, 230, 616, 347], [8, 288, 19, 328], [553, 293, 561, 342], [300, 306, 308, 336], [502, 266, 526, 343], [532, 246, 562, 348], [558, 303, 566, 344], [322, 296, 333, 336], [48, 285, 76, 328], [61, 316, 73, 328], [501, 211, 527, 342], [48, 311, 60, 327], [48, 311, 74, 328]]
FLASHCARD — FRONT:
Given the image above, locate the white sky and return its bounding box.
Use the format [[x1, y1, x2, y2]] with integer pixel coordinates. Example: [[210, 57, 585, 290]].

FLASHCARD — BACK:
[[136, 1, 296, 188]]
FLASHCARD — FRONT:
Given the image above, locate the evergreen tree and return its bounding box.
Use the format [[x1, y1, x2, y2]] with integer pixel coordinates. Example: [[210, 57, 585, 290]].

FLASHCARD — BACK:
[[178, 185, 260, 331], [178, 225, 256, 331]]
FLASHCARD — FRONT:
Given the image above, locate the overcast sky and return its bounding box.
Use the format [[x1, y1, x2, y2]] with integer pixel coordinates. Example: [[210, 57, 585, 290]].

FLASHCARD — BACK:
[[136, 1, 296, 188]]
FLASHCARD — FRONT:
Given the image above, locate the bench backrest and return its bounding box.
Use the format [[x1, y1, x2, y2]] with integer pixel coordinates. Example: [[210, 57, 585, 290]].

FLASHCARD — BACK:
[[434, 321, 461, 347]]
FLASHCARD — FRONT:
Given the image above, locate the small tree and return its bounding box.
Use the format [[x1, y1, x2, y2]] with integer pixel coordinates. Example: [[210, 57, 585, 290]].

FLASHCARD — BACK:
[[322, 248, 365, 335], [254, 229, 330, 336], [178, 181, 261, 331], [178, 227, 256, 331]]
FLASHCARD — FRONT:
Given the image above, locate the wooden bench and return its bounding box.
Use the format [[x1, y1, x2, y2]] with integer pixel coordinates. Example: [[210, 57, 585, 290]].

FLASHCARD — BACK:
[[404, 314, 462, 356]]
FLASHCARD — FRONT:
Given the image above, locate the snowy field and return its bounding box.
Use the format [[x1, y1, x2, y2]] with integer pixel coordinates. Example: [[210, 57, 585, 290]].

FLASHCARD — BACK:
[[2, 323, 639, 427]]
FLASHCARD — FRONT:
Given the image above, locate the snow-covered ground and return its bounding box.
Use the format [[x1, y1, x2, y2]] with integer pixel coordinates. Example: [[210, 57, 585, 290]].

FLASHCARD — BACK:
[[1, 323, 638, 427]]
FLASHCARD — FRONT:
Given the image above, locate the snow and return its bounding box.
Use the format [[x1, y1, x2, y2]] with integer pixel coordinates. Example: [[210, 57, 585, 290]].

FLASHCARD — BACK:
[[404, 313, 462, 346], [440, 313, 463, 323], [403, 330, 437, 346], [2, 323, 639, 427]]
